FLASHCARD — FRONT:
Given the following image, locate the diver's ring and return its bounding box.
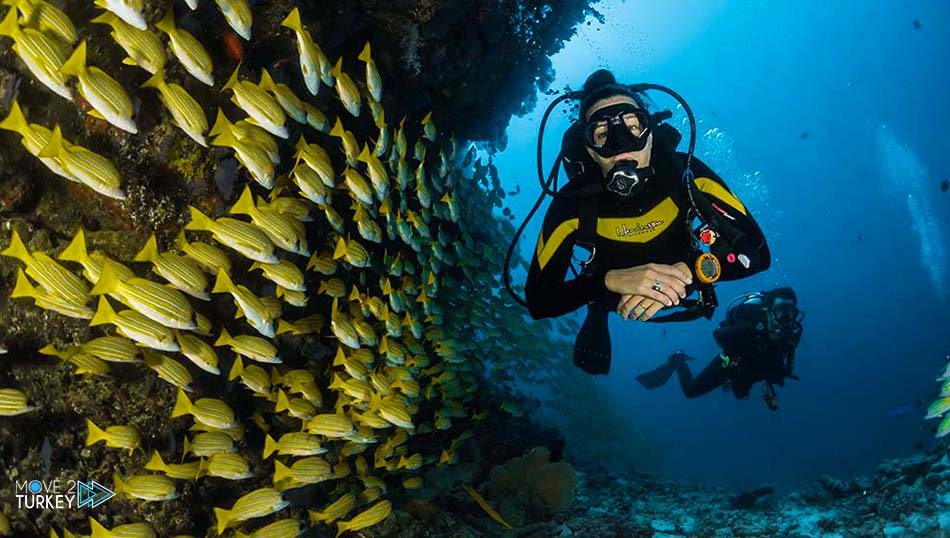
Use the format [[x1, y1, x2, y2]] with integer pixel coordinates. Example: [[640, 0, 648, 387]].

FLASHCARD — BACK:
[[651, 280, 662, 292], [695, 253, 722, 284]]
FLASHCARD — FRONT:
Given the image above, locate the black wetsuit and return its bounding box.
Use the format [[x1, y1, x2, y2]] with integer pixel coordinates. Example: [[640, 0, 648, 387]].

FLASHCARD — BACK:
[[674, 300, 801, 400], [525, 153, 771, 319]]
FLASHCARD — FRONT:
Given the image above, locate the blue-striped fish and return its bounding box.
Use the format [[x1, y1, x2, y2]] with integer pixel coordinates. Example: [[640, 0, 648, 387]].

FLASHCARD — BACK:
[[0, 100, 72, 180], [199, 452, 253, 480], [294, 135, 335, 187], [259, 69, 306, 124], [11, 268, 92, 319], [90, 10, 165, 74], [145, 450, 200, 480], [210, 110, 274, 189], [211, 271, 276, 338], [176, 331, 220, 374], [279, 8, 331, 95], [228, 355, 272, 396], [0, 7, 71, 99], [223, 65, 288, 139], [94, 0, 146, 31], [263, 432, 326, 459], [214, 0, 252, 40], [58, 227, 135, 287], [357, 42, 382, 102], [308, 493, 355, 525], [141, 70, 208, 147], [134, 234, 209, 301], [89, 518, 156, 538], [329, 117, 359, 166], [229, 187, 309, 255], [357, 144, 388, 201], [86, 418, 142, 454], [273, 457, 332, 486], [39, 343, 110, 377], [90, 296, 179, 352], [184, 431, 236, 457], [112, 472, 179, 502], [90, 260, 196, 330], [250, 260, 305, 292], [235, 519, 305, 538], [172, 388, 238, 429], [80, 336, 140, 363], [186, 206, 277, 264], [215, 326, 279, 364], [306, 413, 355, 438], [61, 41, 137, 133], [143, 350, 195, 392], [37, 126, 125, 200], [174, 231, 232, 275], [335, 500, 392, 537], [330, 58, 360, 118], [155, 9, 214, 86], [303, 101, 328, 132], [214, 488, 288, 534], [0, 388, 36, 416], [5, 0, 77, 45]]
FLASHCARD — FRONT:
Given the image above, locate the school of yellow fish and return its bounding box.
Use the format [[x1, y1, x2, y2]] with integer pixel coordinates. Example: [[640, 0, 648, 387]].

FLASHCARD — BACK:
[[0, 1, 516, 536]]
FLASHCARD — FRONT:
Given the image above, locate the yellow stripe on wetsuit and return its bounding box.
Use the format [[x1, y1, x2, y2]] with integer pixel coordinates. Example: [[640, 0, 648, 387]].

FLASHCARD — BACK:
[[694, 177, 747, 215]]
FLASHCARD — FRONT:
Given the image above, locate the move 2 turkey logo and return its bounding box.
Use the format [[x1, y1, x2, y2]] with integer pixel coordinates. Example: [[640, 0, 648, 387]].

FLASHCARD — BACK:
[[14, 479, 114, 510]]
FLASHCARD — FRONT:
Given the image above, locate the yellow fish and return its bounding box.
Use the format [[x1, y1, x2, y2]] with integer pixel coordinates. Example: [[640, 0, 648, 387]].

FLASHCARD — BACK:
[[143, 350, 195, 392], [141, 70, 208, 147], [174, 231, 232, 275], [90, 10, 165, 74], [85, 418, 141, 454], [11, 269, 92, 319], [228, 355, 272, 395], [134, 234, 209, 301], [259, 69, 306, 124], [94, 0, 146, 31], [465, 486, 512, 529], [0, 100, 72, 180], [263, 432, 326, 459], [199, 452, 253, 480], [0, 388, 36, 416], [145, 451, 199, 480], [210, 110, 274, 189], [329, 117, 359, 166], [155, 9, 214, 86], [223, 65, 288, 139], [211, 271, 277, 338], [294, 135, 335, 187], [273, 456, 332, 486], [112, 472, 179, 502], [186, 206, 277, 264], [215, 326, 279, 364], [61, 41, 137, 133], [36, 126, 125, 200], [235, 519, 305, 538], [79, 336, 140, 364], [214, 488, 288, 534], [279, 7, 331, 95], [90, 260, 196, 330], [184, 431, 236, 458], [0, 7, 71, 99], [330, 57, 361, 118], [335, 500, 391, 537], [229, 186, 309, 255], [88, 517, 155, 538], [308, 493, 355, 525], [214, 0, 252, 40], [306, 413, 355, 438], [90, 296, 179, 352], [357, 42, 382, 102], [172, 388, 238, 429], [5, 0, 76, 45]]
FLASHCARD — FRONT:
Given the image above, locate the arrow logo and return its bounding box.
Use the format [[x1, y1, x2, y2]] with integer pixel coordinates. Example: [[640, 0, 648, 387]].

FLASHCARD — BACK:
[[76, 481, 114, 509]]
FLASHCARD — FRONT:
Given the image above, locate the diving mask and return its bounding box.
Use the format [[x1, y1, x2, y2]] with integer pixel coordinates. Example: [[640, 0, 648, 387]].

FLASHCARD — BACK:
[[583, 103, 652, 158]]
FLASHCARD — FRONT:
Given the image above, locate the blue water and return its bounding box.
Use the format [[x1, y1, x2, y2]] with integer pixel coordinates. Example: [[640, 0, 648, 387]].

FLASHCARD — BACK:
[[497, 0, 950, 492]]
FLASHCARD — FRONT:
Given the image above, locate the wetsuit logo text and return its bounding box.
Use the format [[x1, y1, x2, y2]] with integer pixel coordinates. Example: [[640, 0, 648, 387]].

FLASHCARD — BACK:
[[615, 220, 663, 237]]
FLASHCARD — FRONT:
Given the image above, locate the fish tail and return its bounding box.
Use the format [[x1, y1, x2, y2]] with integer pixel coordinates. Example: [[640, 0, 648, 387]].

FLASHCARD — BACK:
[[36, 125, 65, 159], [0, 100, 28, 135], [331, 57, 342, 78], [0, 6, 18, 38], [140, 70, 166, 91], [185, 206, 214, 232], [213, 507, 231, 535], [133, 234, 160, 263], [230, 186, 256, 216], [61, 40, 87, 78], [329, 117, 343, 138], [263, 434, 278, 459], [85, 419, 107, 446], [213, 326, 233, 348], [279, 7, 302, 33], [89, 11, 116, 25], [358, 42, 372, 63], [258, 69, 275, 92], [227, 354, 244, 381], [211, 269, 235, 295], [11, 268, 38, 299], [58, 227, 91, 266], [155, 8, 176, 34], [269, 367, 283, 385], [196, 455, 209, 477], [145, 450, 167, 472], [87, 517, 111, 538], [422, 111, 432, 124], [182, 435, 194, 461], [335, 521, 349, 538], [89, 260, 120, 295], [111, 472, 126, 497], [89, 296, 117, 327], [273, 459, 292, 484], [208, 108, 233, 138], [171, 388, 193, 419], [357, 143, 371, 163], [275, 388, 290, 413], [223, 63, 242, 92]]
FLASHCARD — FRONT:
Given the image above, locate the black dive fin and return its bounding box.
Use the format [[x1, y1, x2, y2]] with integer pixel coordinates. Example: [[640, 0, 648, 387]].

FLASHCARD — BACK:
[[573, 303, 611, 375], [635, 361, 676, 389]]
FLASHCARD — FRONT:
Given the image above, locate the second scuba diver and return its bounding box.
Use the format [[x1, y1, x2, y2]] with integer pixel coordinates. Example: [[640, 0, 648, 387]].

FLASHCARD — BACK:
[[637, 287, 804, 410], [522, 69, 771, 374]]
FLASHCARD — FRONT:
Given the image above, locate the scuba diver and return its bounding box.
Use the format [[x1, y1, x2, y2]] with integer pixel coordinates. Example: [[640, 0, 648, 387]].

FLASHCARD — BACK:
[[637, 287, 804, 411], [511, 69, 771, 374]]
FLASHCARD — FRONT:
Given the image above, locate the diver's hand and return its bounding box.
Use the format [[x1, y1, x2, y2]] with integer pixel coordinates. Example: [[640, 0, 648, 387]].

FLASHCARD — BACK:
[[604, 262, 692, 307], [617, 294, 664, 321]]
